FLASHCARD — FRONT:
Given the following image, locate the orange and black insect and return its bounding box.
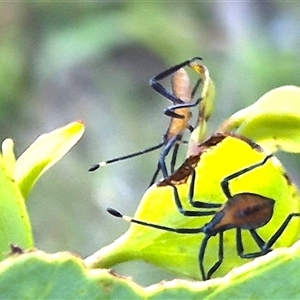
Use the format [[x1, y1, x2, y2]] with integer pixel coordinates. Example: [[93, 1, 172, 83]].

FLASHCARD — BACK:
[[89, 57, 203, 185]]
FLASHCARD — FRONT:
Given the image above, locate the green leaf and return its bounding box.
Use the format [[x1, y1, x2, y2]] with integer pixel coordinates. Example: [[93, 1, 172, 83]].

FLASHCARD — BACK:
[[14, 241, 298, 299], [0, 121, 84, 261], [148, 240, 300, 299], [0, 155, 33, 261], [206, 240, 300, 299], [218, 85, 300, 153], [1, 138, 16, 177], [0, 250, 145, 299], [14, 121, 85, 199], [87, 134, 300, 281]]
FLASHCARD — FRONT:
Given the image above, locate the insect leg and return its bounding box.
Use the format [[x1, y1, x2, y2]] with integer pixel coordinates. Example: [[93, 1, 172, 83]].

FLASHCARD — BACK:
[[171, 184, 218, 216], [150, 57, 203, 105], [263, 212, 300, 250], [188, 166, 223, 209], [206, 232, 224, 280], [191, 78, 202, 99], [164, 96, 203, 119], [148, 135, 182, 186], [199, 235, 210, 280], [149, 166, 161, 187], [170, 141, 181, 174], [198, 232, 223, 281], [159, 135, 181, 178], [235, 213, 300, 261], [164, 75, 202, 119], [236, 228, 272, 259], [221, 154, 273, 199]]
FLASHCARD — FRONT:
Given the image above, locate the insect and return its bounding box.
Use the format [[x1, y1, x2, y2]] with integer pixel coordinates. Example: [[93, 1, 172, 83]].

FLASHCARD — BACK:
[[89, 57, 211, 186], [107, 132, 300, 280]]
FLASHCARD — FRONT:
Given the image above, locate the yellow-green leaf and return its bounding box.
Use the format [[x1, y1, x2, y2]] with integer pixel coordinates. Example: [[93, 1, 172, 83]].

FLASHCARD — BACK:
[[1, 138, 16, 177], [188, 63, 216, 154], [4, 242, 298, 299], [14, 121, 85, 199], [85, 237, 300, 299], [87, 134, 300, 280], [149, 240, 300, 299], [0, 155, 33, 261], [218, 85, 300, 153]]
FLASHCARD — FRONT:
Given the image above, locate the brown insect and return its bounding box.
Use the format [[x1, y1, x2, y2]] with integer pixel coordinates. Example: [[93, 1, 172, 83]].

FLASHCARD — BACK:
[[89, 57, 203, 186]]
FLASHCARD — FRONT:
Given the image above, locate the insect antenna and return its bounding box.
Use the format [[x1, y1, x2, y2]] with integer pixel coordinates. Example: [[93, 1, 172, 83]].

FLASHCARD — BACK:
[[88, 142, 163, 172], [107, 208, 204, 234]]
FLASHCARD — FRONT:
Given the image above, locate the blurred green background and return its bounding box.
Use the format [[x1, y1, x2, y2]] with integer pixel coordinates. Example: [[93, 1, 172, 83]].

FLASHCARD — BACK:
[[1, 2, 300, 286]]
